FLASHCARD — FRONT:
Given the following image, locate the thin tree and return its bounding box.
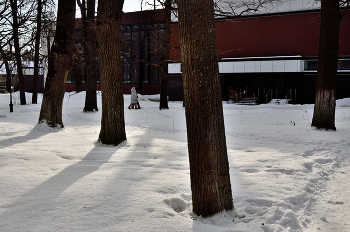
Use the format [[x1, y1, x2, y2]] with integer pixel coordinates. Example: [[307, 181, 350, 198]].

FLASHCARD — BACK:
[[10, 0, 26, 105], [96, 0, 126, 145], [0, 46, 12, 92], [78, 0, 99, 112], [38, 0, 76, 127], [0, 0, 12, 91], [214, 0, 284, 17], [32, 0, 42, 104], [159, 0, 171, 110], [177, 0, 234, 217], [311, 0, 349, 130]]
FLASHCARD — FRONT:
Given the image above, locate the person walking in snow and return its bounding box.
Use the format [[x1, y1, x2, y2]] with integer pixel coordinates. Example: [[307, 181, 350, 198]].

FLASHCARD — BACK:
[[135, 88, 141, 109], [128, 87, 138, 109]]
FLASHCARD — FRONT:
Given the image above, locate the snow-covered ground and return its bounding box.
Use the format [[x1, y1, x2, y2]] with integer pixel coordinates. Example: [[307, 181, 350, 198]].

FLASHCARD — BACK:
[[0, 91, 349, 232]]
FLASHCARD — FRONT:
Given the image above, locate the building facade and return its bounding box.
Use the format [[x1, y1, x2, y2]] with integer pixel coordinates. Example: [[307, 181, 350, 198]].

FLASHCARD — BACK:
[[66, 10, 165, 95], [168, 9, 350, 103], [66, 4, 350, 104]]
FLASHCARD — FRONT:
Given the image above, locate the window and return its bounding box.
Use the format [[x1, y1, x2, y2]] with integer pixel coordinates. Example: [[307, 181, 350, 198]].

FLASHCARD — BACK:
[[121, 22, 164, 84], [304, 59, 350, 71]]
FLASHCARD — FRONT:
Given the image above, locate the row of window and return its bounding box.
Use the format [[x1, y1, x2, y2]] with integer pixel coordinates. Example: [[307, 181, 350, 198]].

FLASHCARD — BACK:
[[67, 22, 165, 84], [304, 59, 350, 70]]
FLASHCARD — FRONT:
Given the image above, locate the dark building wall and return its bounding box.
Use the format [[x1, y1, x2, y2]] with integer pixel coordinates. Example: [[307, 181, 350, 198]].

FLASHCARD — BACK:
[[66, 10, 165, 95], [168, 75, 184, 101], [24, 75, 45, 93]]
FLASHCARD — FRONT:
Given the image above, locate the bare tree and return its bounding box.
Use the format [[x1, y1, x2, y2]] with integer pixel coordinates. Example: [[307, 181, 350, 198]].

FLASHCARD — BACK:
[[0, 46, 12, 92], [214, 0, 284, 17], [311, 0, 349, 130], [178, 0, 234, 217], [78, 0, 99, 112], [32, 0, 43, 104], [38, 0, 76, 127], [96, 0, 126, 145], [10, 0, 27, 105], [159, 0, 172, 110], [1, 0, 55, 103]]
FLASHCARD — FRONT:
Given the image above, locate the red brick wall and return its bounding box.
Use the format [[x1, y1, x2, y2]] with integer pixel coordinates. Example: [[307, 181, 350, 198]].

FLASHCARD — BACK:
[[170, 10, 350, 61]]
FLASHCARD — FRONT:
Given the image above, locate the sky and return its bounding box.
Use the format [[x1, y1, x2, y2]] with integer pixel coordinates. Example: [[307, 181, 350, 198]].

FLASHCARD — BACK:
[[72, 0, 158, 18]]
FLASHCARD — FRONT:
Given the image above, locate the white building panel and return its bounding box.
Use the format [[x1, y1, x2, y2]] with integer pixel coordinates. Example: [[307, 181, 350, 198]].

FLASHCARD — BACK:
[[244, 61, 256, 73], [218, 62, 223, 73], [273, 60, 285, 72], [261, 61, 273, 72], [300, 60, 304, 71], [168, 63, 181, 74], [255, 61, 261, 72], [285, 60, 299, 72], [221, 62, 234, 73], [234, 61, 245, 73]]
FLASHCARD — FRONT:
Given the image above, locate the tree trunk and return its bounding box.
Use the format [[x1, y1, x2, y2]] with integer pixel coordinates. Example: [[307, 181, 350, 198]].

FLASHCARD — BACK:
[[32, 0, 42, 104], [178, 0, 234, 217], [10, 0, 26, 105], [96, 0, 126, 145], [0, 47, 11, 92], [83, 0, 98, 112], [159, 0, 171, 110], [38, 0, 76, 127], [311, 0, 340, 130]]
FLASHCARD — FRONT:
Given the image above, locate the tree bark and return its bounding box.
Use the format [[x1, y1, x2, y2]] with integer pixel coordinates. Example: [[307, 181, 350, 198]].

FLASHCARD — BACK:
[[96, 0, 126, 145], [38, 0, 76, 127], [10, 0, 26, 105], [311, 0, 341, 130], [83, 0, 98, 112], [159, 0, 171, 110], [32, 0, 42, 104], [0, 47, 11, 92], [178, 0, 234, 217]]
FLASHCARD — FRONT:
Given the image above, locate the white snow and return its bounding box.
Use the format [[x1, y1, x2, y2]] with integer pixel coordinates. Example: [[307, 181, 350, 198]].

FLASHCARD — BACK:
[[0, 91, 349, 232]]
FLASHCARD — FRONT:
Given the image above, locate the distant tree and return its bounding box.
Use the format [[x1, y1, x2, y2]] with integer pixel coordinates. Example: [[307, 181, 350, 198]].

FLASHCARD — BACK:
[[1, 0, 55, 102], [159, 0, 171, 110], [0, 0, 13, 77], [0, 46, 12, 92], [78, 0, 99, 112], [96, 0, 126, 145], [214, 0, 283, 17], [32, 0, 43, 104], [38, 0, 76, 127], [10, 0, 27, 105], [177, 0, 234, 217], [311, 0, 349, 130]]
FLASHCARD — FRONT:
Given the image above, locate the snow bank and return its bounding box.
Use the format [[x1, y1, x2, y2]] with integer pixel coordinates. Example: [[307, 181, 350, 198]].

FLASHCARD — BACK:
[[0, 91, 349, 231]]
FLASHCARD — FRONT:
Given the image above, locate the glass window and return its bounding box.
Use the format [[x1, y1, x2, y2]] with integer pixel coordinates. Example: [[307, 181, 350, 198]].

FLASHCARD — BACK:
[[305, 59, 350, 71], [338, 59, 350, 70], [304, 60, 318, 70]]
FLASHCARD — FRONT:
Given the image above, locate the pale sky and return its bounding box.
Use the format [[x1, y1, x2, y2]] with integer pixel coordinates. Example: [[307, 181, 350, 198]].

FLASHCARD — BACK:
[[123, 0, 143, 12], [73, 0, 158, 18]]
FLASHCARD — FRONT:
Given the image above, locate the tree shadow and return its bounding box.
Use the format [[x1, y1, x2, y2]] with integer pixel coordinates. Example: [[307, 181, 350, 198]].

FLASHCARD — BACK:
[[0, 144, 118, 230], [0, 123, 62, 148]]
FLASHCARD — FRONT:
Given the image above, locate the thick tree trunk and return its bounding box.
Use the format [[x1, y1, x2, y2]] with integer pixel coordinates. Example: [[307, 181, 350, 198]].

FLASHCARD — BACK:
[[10, 0, 26, 105], [96, 0, 126, 145], [83, 0, 98, 112], [32, 0, 42, 104], [311, 0, 340, 130], [159, 0, 171, 110], [178, 0, 234, 217], [38, 0, 76, 127]]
